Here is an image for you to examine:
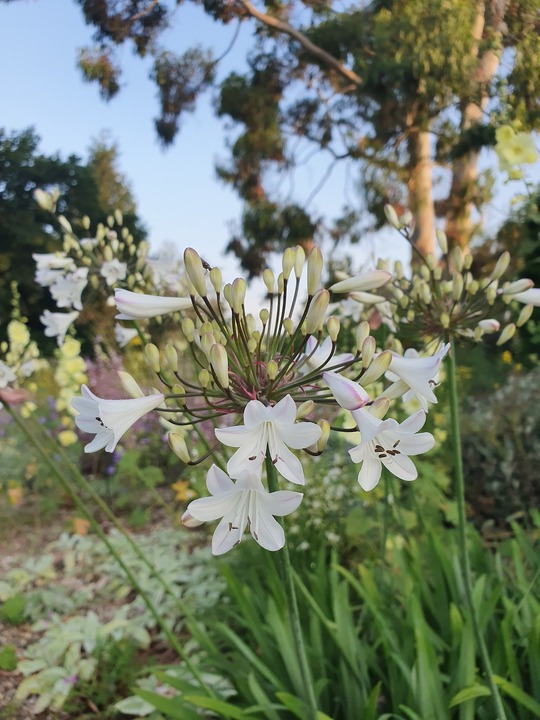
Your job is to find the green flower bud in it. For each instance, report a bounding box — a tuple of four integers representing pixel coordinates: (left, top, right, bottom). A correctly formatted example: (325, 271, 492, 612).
(305, 289, 329, 333)
(210, 267, 222, 293)
(297, 400, 315, 419)
(517, 304, 533, 327)
(496, 323, 516, 346)
(184, 248, 207, 296)
(360, 350, 392, 386)
(491, 251, 510, 281)
(294, 246, 305, 278)
(145, 343, 161, 373)
(307, 247, 323, 296)
(263, 269, 275, 294)
(282, 248, 295, 280)
(210, 343, 229, 388)
(164, 344, 178, 372)
(198, 369, 211, 388)
(327, 316, 340, 342)
(267, 360, 278, 380)
(436, 228, 448, 254)
(168, 433, 190, 463)
(361, 336, 376, 368)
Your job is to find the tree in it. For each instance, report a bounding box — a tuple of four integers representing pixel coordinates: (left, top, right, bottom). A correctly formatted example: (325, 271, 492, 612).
(7, 0, 540, 272)
(0, 127, 146, 338)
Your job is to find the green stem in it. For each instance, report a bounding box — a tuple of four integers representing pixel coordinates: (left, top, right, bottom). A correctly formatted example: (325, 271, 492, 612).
(5, 404, 215, 697)
(446, 342, 507, 720)
(265, 454, 318, 720)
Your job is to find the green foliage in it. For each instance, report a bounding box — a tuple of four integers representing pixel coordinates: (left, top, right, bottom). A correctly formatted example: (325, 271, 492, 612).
(0, 592, 27, 625)
(138, 516, 539, 720)
(461, 367, 540, 528)
(0, 644, 18, 671)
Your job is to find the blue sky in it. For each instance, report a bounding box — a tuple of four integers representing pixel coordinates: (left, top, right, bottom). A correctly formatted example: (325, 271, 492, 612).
(1, 0, 538, 281)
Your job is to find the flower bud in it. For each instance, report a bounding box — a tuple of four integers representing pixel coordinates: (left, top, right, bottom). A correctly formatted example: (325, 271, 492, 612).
(267, 360, 278, 380)
(107, 215, 114, 228)
(184, 248, 207, 296)
(436, 228, 448, 254)
(210, 267, 222, 293)
(247, 337, 258, 353)
(277, 272, 284, 295)
(491, 252, 510, 280)
(361, 336, 376, 368)
(502, 278, 534, 296)
(181, 510, 203, 528)
(34, 188, 55, 211)
(103, 245, 113, 262)
(486, 287, 497, 305)
(168, 433, 190, 463)
(210, 343, 229, 388)
(360, 350, 392, 386)
(223, 283, 233, 307)
(305, 289, 329, 334)
(296, 400, 315, 419)
(117, 371, 144, 398)
(394, 260, 404, 279)
(315, 419, 330, 453)
(463, 254, 473, 270)
(259, 308, 269, 325)
(517, 304, 534, 327)
(263, 269, 275, 294)
(451, 247, 463, 272)
(283, 318, 294, 336)
(426, 253, 436, 270)
(145, 343, 161, 373)
(327, 316, 340, 342)
(172, 383, 185, 398)
(440, 312, 450, 329)
(307, 247, 323, 296)
(478, 319, 500, 333)
(294, 246, 305, 278)
(355, 322, 370, 352)
(58, 215, 73, 234)
(496, 323, 516, 346)
(369, 396, 390, 419)
(282, 248, 295, 280)
(114, 208, 123, 226)
(182, 318, 195, 343)
(198, 369, 211, 388)
(384, 204, 401, 229)
(452, 273, 463, 301)
(400, 210, 413, 227)
(164, 344, 179, 372)
(231, 278, 247, 313)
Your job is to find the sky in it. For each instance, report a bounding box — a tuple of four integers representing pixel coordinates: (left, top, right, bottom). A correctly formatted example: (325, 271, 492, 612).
(1, 0, 538, 286)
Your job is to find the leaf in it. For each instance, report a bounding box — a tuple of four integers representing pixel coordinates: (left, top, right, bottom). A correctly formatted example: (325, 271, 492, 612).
(0, 645, 17, 671)
(115, 694, 157, 716)
(135, 690, 201, 720)
(494, 676, 540, 717)
(183, 694, 247, 718)
(449, 684, 491, 707)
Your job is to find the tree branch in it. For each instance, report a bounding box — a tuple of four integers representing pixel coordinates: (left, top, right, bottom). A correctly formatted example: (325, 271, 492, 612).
(237, 0, 362, 87)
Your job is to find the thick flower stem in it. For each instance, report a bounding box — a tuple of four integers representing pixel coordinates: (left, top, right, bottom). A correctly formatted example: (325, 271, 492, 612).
(5, 403, 216, 699)
(265, 454, 318, 720)
(446, 343, 507, 720)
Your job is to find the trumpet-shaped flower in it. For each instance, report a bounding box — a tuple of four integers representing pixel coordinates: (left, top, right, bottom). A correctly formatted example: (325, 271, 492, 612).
(215, 395, 322, 484)
(322, 371, 370, 410)
(100, 259, 127, 286)
(298, 336, 355, 376)
(507, 288, 540, 307)
(115, 289, 193, 320)
(384, 344, 450, 410)
(115, 325, 139, 348)
(0, 361, 16, 389)
(40, 310, 79, 346)
(50, 269, 89, 310)
(186, 465, 303, 554)
(72, 385, 164, 453)
(348, 409, 435, 490)
(330, 270, 392, 294)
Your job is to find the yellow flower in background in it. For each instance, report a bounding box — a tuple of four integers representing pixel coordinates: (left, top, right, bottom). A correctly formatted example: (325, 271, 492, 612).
(72, 517, 90, 536)
(7, 486, 24, 506)
(62, 338, 82, 359)
(8, 320, 30, 348)
(58, 429, 78, 447)
(495, 125, 538, 173)
(501, 350, 513, 364)
(172, 480, 196, 502)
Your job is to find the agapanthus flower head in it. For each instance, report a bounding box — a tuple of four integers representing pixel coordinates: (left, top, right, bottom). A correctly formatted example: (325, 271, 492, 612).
(185, 465, 303, 555)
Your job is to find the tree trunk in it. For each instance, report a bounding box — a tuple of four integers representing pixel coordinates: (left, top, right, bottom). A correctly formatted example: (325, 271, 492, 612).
(445, 1, 506, 250)
(407, 128, 435, 259)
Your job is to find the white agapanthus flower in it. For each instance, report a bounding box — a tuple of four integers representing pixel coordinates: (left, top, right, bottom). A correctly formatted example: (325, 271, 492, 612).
(298, 336, 355, 376)
(185, 465, 303, 555)
(71, 385, 164, 453)
(40, 310, 79, 346)
(50, 268, 89, 310)
(384, 344, 450, 410)
(215, 395, 322, 485)
(508, 288, 540, 306)
(0, 361, 16, 389)
(114, 325, 139, 348)
(100, 259, 128, 286)
(348, 409, 435, 490)
(115, 289, 193, 320)
(322, 370, 434, 490)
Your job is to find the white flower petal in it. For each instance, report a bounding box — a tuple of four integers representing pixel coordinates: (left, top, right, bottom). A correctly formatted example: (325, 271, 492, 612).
(263, 490, 303, 517)
(323, 371, 370, 410)
(206, 464, 236, 495)
(250, 508, 285, 551)
(269, 395, 297, 425)
(212, 517, 244, 555)
(188, 492, 239, 522)
(115, 289, 192, 320)
(357, 455, 382, 491)
(381, 453, 418, 481)
(275, 421, 322, 450)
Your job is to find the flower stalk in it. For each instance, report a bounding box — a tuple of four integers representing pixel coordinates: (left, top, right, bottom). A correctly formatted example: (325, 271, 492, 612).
(446, 342, 508, 720)
(265, 452, 318, 720)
